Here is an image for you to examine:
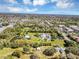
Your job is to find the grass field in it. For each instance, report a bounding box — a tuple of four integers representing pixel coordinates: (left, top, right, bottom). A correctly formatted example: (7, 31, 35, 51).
(0, 48, 23, 59)
(0, 48, 14, 59)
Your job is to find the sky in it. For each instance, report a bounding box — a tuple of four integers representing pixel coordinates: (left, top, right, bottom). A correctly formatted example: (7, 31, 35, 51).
(0, 0, 79, 15)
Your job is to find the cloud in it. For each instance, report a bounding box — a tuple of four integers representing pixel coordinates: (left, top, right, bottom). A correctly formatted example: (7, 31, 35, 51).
(51, 0, 58, 2)
(0, 5, 38, 13)
(7, 7, 38, 13)
(5, 0, 17, 3)
(7, 7, 21, 12)
(33, 0, 47, 6)
(23, 0, 32, 5)
(55, 0, 74, 9)
(25, 8, 38, 12)
(56, 0, 74, 8)
(23, 0, 49, 6)
(23, 0, 73, 8)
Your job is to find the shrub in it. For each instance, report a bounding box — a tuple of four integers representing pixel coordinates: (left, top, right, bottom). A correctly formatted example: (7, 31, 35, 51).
(66, 53, 76, 59)
(30, 54, 40, 59)
(2, 22, 9, 26)
(23, 46, 30, 53)
(31, 43, 40, 48)
(65, 47, 79, 56)
(0, 44, 4, 50)
(43, 47, 56, 56)
(10, 42, 19, 49)
(76, 49, 79, 56)
(64, 41, 77, 47)
(69, 47, 78, 55)
(12, 50, 21, 58)
(65, 48, 71, 54)
(40, 42, 51, 46)
(16, 40, 27, 47)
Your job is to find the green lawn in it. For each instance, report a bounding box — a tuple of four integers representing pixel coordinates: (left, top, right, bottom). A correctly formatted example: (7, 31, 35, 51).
(51, 39, 65, 47)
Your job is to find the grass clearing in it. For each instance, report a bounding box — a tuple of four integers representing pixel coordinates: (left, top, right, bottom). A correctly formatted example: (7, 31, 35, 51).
(0, 48, 14, 59)
(0, 48, 23, 59)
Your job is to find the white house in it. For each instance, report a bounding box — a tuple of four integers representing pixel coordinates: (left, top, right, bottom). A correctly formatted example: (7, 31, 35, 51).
(40, 33, 51, 40)
(25, 35, 30, 39)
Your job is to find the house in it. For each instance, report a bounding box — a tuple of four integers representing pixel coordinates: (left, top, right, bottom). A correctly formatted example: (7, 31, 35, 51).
(0, 23, 2, 27)
(58, 25, 74, 33)
(70, 25, 79, 32)
(40, 33, 51, 40)
(55, 47, 65, 53)
(25, 35, 31, 39)
(75, 37, 79, 42)
(59, 25, 65, 28)
(63, 27, 74, 33)
(36, 47, 41, 51)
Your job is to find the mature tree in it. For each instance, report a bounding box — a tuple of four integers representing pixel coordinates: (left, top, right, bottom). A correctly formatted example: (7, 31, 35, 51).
(43, 47, 56, 56)
(30, 54, 40, 59)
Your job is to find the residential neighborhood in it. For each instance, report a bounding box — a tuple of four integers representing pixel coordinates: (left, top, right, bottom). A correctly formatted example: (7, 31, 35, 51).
(0, 14, 79, 59)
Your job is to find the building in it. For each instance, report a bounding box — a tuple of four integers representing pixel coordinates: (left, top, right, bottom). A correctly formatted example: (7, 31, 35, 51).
(75, 37, 79, 42)
(25, 35, 31, 39)
(0, 23, 2, 27)
(59, 25, 74, 33)
(40, 33, 51, 40)
(70, 25, 79, 32)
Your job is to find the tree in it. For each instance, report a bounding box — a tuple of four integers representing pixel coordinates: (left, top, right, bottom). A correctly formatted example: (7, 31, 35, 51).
(2, 22, 9, 26)
(30, 54, 40, 59)
(12, 50, 21, 58)
(0, 44, 4, 50)
(23, 46, 30, 54)
(43, 47, 56, 56)
(10, 42, 19, 48)
(65, 47, 79, 56)
(66, 53, 76, 59)
(31, 43, 40, 48)
(51, 32, 58, 39)
(64, 40, 77, 47)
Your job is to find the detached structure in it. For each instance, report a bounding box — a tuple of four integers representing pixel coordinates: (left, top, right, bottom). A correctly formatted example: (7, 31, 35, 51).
(70, 25, 79, 32)
(0, 23, 2, 27)
(75, 37, 79, 42)
(25, 35, 31, 39)
(59, 25, 74, 33)
(40, 33, 51, 40)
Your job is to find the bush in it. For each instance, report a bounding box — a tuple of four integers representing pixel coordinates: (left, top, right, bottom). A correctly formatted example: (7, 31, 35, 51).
(65, 47, 79, 56)
(2, 22, 9, 26)
(65, 48, 71, 54)
(66, 53, 76, 59)
(0, 44, 4, 50)
(76, 49, 79, 56)
(3, 42, 11, 48)
(10, 42, 19, 49)
(43, 47, 56, 56)
(40, 42, 51, 46)
(23, 46, 30, 53)
(30, 54, 40, 59)
(12, 50, 21, 58)
(16, 40, 27, 47)
(64, 41, 77, 47)
(31, 43, 40, 48)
